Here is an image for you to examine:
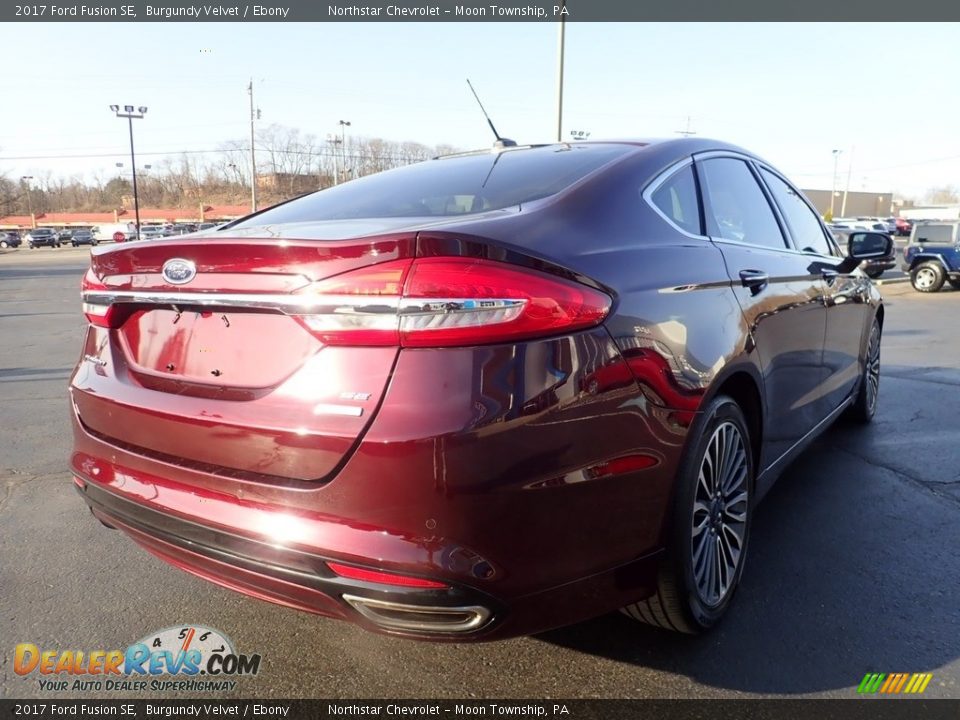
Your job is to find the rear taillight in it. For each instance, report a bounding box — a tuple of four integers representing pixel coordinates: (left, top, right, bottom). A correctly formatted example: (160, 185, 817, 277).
(295, 257, 611, 348)
(326, 561, 449, 589)
(81, 268, 117, 328)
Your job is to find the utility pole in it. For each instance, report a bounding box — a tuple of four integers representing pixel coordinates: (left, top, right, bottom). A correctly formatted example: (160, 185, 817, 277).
(675, 116, 696, 137)
(841, 146, 854, 217)
(248, 80, 259, 213)
(555, 2, 566, 143)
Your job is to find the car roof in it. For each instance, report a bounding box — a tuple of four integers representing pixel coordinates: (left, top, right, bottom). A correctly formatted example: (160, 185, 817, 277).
(434, 137, 761, 163)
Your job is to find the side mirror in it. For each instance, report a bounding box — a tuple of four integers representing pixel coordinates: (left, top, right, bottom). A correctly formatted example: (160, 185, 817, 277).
(848, 232, 892, 260)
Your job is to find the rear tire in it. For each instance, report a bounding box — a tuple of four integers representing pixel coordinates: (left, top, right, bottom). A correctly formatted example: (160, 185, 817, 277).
(948, 279, 960, 290)
(621, 396, 753, 633)
(847, 318, 881, 423)
(865, 268, 884, 279)
(911, 262, 945, 293)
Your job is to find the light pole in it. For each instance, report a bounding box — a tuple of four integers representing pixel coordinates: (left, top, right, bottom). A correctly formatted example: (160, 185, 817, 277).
(841, 146, 854, 217)
(327, 135, 343, 186)
(830, 149, 842, 217)
(338, 120, 351, 183)
(555, 1, 566, 142)
(20, 176, 34, 225)
(248, 80, 260, 212)
(109, 104, 147, 235)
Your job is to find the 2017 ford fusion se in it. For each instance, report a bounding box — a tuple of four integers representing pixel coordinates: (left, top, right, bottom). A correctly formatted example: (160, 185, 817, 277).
(70, 139, 891, 639)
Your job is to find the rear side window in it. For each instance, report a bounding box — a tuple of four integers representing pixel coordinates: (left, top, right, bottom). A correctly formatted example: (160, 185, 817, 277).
(650, 164, 701, 235)
(914, 224, 955, 243)
(229, 144, 635, 227)
(760, 168, 835, 256)
(698, 158, 786, 250)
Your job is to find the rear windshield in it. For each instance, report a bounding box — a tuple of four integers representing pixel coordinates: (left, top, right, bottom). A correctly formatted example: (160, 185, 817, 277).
(229, 143, 635, 227)
(914, 224, 955, 243)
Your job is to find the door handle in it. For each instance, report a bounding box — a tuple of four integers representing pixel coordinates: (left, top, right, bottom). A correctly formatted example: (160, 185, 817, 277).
(739, 269, 769, 294)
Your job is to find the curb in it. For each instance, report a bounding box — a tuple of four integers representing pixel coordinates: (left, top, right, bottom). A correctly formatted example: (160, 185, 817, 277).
(875, 277, 909, 286)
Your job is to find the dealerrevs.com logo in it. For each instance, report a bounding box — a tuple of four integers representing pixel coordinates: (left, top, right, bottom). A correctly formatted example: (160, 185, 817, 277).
(14, 625, 262, 693)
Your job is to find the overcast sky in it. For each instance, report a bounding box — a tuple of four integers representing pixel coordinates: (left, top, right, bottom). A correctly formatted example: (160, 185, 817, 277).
(2, 22, 957, 199)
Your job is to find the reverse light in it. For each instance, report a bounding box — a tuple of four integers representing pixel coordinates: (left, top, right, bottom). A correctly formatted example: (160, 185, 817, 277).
(296, 257, 611, 348)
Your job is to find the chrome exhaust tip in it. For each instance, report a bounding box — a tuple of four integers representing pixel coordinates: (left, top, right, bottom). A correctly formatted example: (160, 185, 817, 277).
(342, 594, 492, 634)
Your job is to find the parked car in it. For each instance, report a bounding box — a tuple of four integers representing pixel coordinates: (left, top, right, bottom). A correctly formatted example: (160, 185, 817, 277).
(889, 217, 912, 237)
(92, 223, 139, 243)
(70, 230, 97, 247)
(854, 217, 895, 234)
(843, 218, 888, 232)
(71, 139, 889, 640)
(830, 227, 896, 278)
(0, 231, 22, 248)
(138, 226, 167, 240)
(902, 221, 960, 292)
(25, 228, 61, 248)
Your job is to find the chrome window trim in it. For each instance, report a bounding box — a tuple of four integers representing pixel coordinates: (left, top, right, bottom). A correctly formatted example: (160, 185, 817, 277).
(753, 163, 843, 259)
(641, 157, 710, 241)
(694, 151, 812, 254)
(708, 234, 842, 261)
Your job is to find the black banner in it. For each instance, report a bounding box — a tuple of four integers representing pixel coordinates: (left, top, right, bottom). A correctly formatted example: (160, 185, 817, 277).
(2, 0, 960, 22)
(2, 700, 960, 720)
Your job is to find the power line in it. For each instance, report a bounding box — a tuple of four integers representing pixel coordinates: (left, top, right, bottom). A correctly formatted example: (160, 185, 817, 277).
(0, 147, 446, 163)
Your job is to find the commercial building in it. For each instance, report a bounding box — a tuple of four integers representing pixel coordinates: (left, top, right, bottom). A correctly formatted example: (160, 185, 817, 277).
(0, 204, 249, 231)
(801, 189, 895, 219)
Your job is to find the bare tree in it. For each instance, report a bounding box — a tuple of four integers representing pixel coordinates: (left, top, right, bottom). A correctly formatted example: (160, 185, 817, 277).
(0, 127, 461, 218)
(925, 185, 959, 204)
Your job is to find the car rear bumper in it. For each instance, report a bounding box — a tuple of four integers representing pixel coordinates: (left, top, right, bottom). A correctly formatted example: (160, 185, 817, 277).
(74, 473, 508, 638)
(70, 326, 688, 639)
(71, 447, 664, 641)
(865, 258, 897, 272)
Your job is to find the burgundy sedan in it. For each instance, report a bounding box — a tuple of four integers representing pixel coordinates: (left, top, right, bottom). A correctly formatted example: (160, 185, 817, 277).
(71, 139, 890, 639)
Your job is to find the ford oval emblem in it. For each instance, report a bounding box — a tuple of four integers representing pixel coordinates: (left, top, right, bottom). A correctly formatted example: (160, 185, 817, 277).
(162, 258, 197, 285)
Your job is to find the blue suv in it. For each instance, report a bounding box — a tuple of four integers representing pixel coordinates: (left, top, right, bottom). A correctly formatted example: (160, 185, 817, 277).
(902, 221, 960, 292)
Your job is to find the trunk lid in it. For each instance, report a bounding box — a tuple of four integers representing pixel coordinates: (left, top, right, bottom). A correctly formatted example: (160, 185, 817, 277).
(72, 234, 416, 483)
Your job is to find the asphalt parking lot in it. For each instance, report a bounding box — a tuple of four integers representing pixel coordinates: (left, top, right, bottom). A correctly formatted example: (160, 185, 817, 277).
(1, 244, 958, 700)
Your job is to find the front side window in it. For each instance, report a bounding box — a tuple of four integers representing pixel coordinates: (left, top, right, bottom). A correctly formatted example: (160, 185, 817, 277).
(760, 168, 834, 256)
(650, 164, 701, 235)
(697, 158, 786, 250)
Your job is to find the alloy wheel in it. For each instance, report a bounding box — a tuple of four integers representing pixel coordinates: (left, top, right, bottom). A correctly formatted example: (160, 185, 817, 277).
(692, 422, 749, 607)
(865, 324, 881, 414)
(915, 267, 937, 290)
